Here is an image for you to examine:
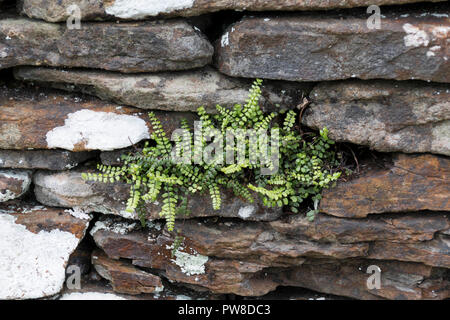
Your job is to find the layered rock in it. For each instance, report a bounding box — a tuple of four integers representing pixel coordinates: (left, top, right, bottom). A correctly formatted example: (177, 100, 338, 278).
(19, 0, 445, 22)
(33, 169, 283, 221)
(177, 219, 368, 265)
(320, 154, 450, 218)
(178, 216, 449, 268)
(91, 216, 449, 298)
(277, 259, 449, 300)
(0, 201, 91, 299)
(303, 80, 450, 155)
(90, 217, 278, 296)
(0, 150, 95, 170)
(92, 250, 164, 295)
(0, 86, 192, 151)
(0, 17, 213, 72)
(216, 11, 450, 83)
(14, 66, 311, 113)
(0, 169, 32, 202)
(269, 212, 449, 244)
(369, 235, 450, 268)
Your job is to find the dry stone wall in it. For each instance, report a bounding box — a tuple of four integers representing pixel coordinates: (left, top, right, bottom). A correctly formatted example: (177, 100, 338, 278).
(0, 0, 449, 300)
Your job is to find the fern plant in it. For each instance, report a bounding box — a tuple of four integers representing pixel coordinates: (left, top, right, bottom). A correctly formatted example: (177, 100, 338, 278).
(82, 79, 341, 233)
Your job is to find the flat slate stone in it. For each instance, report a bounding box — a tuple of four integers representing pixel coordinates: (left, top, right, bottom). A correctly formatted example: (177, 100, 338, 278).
(0, 150, 95, 170)
(178, 216, 450, 268)
(0, 17, 213, 73)
(18, 0, 445, 22)
(369, 235, 450, 268)
(320, 154, 450, 218)
(303, 80, 450, 155)
(0, 86, 193, 151)
(278, 259, 449, 300)
(14, 66, 311, 113)
(92, 249, 163, 295)
(269, 212, 450, 244)
(216, 10, 450, 83)
(91, 216, 450, 298)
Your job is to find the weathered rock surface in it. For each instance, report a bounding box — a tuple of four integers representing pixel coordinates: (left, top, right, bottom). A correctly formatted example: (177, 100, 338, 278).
(33, 169, 283, 221)
(0, 17, 213, 73)
(0, 169, 32, 202)
(270, 212, 449, 244)
(0, 201, 91, 299)
(91, 216, 450, 298)
(369, 235, 450, 268)
(179, 220, 369, 266)
(90, 217, 278, 296)
(179, 216, 450, 268)
(14, 66, 310, 113)
(216, 11, 450, 83)
(18, 0, 445, 22)
(277, 259, 450, 300)
(0, 150, 95, 170)
(320, 154, 450, 218)
(303, 80, 450, 155)
(163, 259, 278, 296)
(92, 250, 163, 295)
(0, 86, 192, 151)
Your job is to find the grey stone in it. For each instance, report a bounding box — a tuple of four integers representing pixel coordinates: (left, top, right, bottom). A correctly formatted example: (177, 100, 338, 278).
(0, 85, 193, 151)
(14, 66, 311, 113)
(0, 17, 213, 73)
(216, 11, 450, 83)
(0, 150, 95, 170)
(303, 80, 450, 155)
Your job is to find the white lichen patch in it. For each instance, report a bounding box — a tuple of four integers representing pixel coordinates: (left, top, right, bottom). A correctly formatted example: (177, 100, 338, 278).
(221, 32, 229, 47)
(403, 23, 429, 48)
(0, 189, 16, 202)
(426, 45, 441, 57)
(0, 214, 81, 300)
(46, 110, 150, 151)
(171, 250, 208, 276)
(154, 286, 164, 293)
(90, 219, 137, 236)
(21, 205, 46, 214)
(147, 220, 162, 231)
(118, 209, 138, 220)
(59, 292, 126, 300)
(238, 205, 256, 219)
(64, 207, 91, 221)
(431, 26, 450, 39)
(105, 0, 195, 19)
